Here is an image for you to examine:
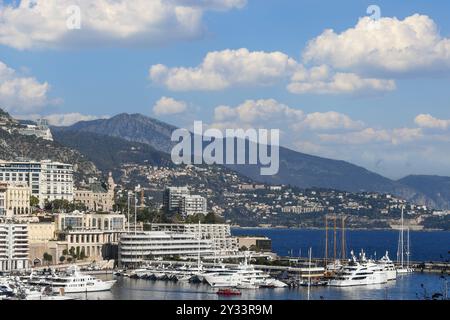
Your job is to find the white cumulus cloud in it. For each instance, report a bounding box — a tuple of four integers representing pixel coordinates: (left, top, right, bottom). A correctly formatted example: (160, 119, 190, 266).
(298, 111, 364, 131)
(211, 99, 364, 135)
(288, 67, 396, 94)
(150, 48, 396, 94)
(213, 99, 303, 124)
(153, 96, 187, 115)
(303, 14, 450, 75)
(149, 48, 299, 91)
(0, 0, 246, 50)
(0, 61, 52, 113)
(319, 127, 423, 145)
(24, 113, 109, 126)
(414, 114, 450, 130)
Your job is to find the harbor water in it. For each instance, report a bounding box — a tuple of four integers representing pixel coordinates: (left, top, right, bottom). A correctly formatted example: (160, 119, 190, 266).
(231, 228, 450, 262)
(72, 229, 449, 300)
(71, 272, 446, 300)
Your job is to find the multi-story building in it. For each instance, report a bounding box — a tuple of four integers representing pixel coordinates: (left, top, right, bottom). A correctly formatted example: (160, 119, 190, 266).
(74, 173, 116, 212)
(16, 119, 53, 141)
(163, 186, 189, 212)
(0, 160, 74, 207)
(236, 236, 272, 252)
(0, 184, 5, 217)
(180, 195, 207, 216)
(118, 231, 214, 267)
(0, 182, 31, 217)
(0, 222, 29, 271)
(27, 222, 56, 266)
(148, 223, 238, 255)
(54, 212, 127, 259)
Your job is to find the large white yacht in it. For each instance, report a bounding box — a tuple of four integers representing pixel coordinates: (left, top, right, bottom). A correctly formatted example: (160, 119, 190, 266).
(377, 251, 397, 281)
(49, 266, 116, 294)
(203, 258, 287, 288)
(328, 251, 388, 287)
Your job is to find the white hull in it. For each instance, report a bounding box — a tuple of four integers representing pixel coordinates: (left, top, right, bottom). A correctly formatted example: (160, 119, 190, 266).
(396, 268, 413, 274)
(203, 275, 239, 287)
(385, 270, 397, 281)
(329, 273, 387, 287)
(53, 280, 116, 294)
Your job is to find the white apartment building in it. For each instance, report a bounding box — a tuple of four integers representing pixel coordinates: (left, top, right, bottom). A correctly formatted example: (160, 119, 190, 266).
(0, 182, 31, 217)
(0, 222, 29, 271)
(163, 186, 190, 212)
(0, 186, 5, 217)
(118, 231, 214, 267)
(0, 160, 74, 207)
(148, 223, 238, 255)
(180, 195, 207, 216)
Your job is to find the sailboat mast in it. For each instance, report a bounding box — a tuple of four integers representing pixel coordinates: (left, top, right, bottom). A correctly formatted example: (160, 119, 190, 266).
(401, 207, 404, 267)
(325, 216, 328, 267)
(333, 216, 337, 265)
(127, 193, 130, 232)
(197, 220, 201, 271)
(407, 227, 410, 268)
(134, 191, 137, 235)
(307, 247, 312, 301)
(341, 216, 346, 260)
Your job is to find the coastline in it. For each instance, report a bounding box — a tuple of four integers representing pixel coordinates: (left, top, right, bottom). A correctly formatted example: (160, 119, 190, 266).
(231, 226, 448, 232)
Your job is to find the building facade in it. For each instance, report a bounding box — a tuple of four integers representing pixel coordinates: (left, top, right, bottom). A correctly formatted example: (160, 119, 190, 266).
(148, 223, 238, 255)
(16, 119, 53, 141)
(0, 182, 31, 217)
(0, 222, 29, 271)
(118, 231, 214, 267)
(237, 236, 272, 252)
(163, 186, 190, 212)
(54, 212, 127, 260)
(180, 195, 207, 216)
(74, 173, 116, 212)
(0, 160, 73, 207)
(0, 184, 5, 217)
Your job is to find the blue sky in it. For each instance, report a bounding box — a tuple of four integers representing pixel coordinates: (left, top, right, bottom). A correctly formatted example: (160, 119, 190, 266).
(1, 0, 450, 179)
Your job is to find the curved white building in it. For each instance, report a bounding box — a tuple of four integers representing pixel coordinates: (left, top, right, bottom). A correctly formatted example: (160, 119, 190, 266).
(118, 231, 214, 267)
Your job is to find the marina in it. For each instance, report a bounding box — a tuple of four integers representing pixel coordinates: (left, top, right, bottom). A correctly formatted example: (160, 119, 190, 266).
(1, 228, 448, 300)
(55, 272, 448, 300)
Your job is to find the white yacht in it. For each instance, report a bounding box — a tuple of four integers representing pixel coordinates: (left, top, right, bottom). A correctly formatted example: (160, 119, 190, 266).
(377, 251, 397, 281)
(49, 266, 116, 294)
(328, 251, 388, 287)
(325, 260, 343, 273)
(203, 258, 287, 288)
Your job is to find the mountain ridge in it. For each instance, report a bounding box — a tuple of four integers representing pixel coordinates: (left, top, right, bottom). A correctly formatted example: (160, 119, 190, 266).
(53, 112, 450, 209)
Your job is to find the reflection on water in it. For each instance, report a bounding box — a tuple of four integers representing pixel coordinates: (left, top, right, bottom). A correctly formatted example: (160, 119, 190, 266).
(66, 273, 448, 300)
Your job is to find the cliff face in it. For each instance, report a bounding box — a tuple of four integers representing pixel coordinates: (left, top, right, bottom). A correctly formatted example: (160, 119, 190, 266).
(398, 175, 450, 209)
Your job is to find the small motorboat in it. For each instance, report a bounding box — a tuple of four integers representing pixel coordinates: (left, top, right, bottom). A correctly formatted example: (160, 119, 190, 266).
(216, 288, 242, 296)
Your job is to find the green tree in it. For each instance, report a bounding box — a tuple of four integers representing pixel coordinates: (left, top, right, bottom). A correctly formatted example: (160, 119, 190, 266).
(30, 196, 39, 208)
(43, 252, 53, 265)
(62, 249, 69, 256)
(59, 256, 66, 263)
(204, 212, 224, 224)
(69, 246, 76, 258)
(185, 213, 205, 224)
(79, 248, 87, 260)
